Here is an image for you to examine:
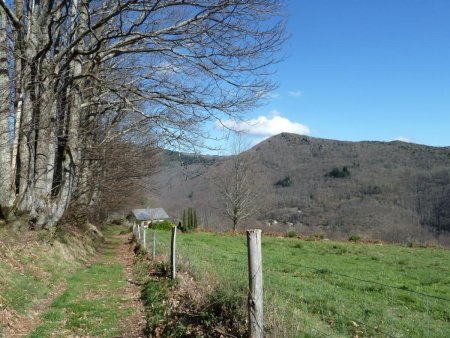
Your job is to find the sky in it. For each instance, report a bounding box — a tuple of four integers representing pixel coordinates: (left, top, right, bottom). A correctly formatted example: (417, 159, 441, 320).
(214, 0, 450, 152)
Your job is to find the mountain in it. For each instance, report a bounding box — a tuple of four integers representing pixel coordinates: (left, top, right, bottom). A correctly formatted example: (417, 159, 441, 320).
(152, 133, 450, 244)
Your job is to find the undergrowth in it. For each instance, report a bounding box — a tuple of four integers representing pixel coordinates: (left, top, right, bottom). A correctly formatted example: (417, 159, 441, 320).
(134, 233, 247, 337)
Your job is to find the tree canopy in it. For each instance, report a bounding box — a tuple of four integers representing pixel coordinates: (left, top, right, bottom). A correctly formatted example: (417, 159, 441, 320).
(0, 0, 285, 226)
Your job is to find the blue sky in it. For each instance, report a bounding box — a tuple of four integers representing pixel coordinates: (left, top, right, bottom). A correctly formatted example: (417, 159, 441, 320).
(215, 0, 450, 151)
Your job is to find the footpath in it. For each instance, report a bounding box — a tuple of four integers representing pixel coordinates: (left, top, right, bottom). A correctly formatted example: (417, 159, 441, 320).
(7, 228, 146, 338)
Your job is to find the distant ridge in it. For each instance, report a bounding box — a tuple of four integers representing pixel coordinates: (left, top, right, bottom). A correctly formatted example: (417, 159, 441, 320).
(153, 133, 450, 244)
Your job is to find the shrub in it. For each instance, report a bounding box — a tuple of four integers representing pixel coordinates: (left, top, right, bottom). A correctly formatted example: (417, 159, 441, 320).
(141, 279, 167, 336)
(286, 230, 297, 238)
(274, 176, 293, 187)
(152, 220, 174, 231)
(201, 287, 246, 335)
(348, 235, 361, 242)
(326, 166, 351, 178)
(154, 261, 170, 276)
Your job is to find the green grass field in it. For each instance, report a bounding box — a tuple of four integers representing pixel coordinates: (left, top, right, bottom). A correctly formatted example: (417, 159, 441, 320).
(149, 229, 450, 337)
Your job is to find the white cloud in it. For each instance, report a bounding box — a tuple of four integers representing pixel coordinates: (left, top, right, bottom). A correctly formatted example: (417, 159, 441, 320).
(394, 136, 411, 143)
(288, 90, 303, 97)
(220, 113, 310, 138)
(268, 92, 281, 99)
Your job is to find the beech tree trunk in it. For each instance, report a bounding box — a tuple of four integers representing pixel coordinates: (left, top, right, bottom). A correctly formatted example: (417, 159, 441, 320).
(0, 8, 11, 209)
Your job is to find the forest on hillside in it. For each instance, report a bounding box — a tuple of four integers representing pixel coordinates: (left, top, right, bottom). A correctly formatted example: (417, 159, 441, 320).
(155, 133, 450, 245)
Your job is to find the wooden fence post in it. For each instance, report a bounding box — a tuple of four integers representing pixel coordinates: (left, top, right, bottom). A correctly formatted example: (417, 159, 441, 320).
(143, 228, 146, 249)
(152, 231, 156, 260)
(247, 229, 263, 338)
(171, 226, 177, 279)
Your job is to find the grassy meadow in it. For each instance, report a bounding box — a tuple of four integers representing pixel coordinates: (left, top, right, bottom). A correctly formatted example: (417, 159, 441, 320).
(150, 229, 450, 337)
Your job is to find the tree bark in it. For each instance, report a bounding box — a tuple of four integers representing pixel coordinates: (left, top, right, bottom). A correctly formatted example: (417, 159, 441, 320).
(0, 8, 11, 209)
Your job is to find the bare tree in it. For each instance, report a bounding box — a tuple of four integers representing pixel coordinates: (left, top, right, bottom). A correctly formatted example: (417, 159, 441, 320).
(0, 0, 285, 227)
(215, 132, 259, 232)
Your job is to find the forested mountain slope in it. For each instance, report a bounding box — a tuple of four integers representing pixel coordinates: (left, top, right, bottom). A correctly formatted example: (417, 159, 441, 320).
(153, 133, 450, 243)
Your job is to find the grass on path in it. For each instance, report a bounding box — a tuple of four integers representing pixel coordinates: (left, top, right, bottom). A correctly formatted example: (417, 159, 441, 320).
(29, 226, 134, 338)
(0, 224, 99, 336)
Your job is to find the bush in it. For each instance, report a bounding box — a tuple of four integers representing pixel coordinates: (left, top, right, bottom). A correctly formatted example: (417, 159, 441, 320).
(201, 287, 246, 335)
(275, 176, 293, 187)
(286, 230, 297, 238)
(348, 235, 361, 242)
(152, 220, 174, 231)
(141, 279, 168, 336)
(326, 166, 351, 178)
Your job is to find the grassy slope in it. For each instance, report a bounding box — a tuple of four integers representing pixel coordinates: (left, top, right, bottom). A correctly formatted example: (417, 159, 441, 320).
(153, 229, 450, 337)
(29, 226, 133, 337)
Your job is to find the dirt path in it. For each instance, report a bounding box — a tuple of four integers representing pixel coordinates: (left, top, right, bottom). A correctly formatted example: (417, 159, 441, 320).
(116, 234, 147, 338)
(4, 229, 148, 338)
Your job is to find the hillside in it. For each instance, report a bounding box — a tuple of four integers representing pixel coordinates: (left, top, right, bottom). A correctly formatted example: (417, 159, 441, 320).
(152, 133, 450, 243)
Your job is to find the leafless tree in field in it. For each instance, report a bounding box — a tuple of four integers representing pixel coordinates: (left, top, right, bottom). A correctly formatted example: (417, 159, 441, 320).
(215, 132, 260, 232)
(0, 0, 285, 227)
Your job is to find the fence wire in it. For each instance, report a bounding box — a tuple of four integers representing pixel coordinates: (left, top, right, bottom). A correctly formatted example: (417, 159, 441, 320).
(278, 260, 450, 303)
(131, 227, 450, 337)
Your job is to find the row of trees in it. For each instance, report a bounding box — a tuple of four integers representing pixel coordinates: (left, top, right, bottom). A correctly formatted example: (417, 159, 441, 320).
(181, 207, 198, 232)
(0, 0, 284, 227)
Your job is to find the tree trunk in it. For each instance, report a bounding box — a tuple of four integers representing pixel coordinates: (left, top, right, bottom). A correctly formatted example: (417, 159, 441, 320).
(0, 9, 11, 210)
